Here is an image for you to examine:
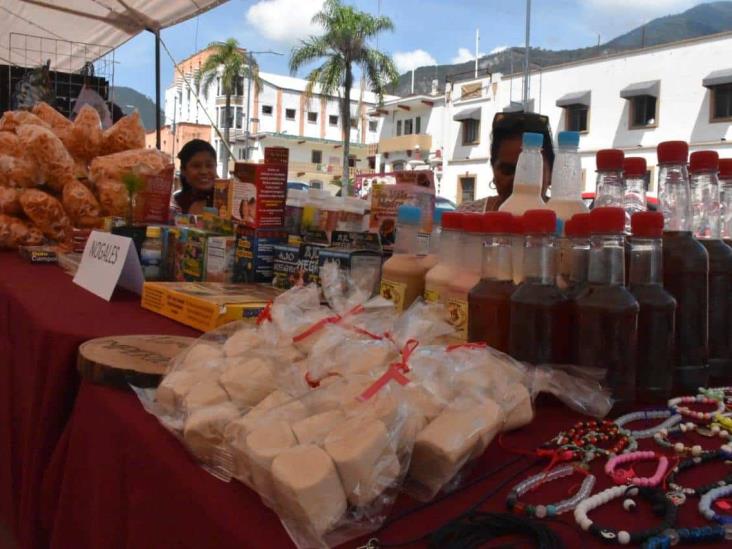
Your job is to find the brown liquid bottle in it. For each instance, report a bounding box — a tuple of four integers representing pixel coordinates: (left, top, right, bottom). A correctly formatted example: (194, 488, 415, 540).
(721, 160, 732, 362)
(657, 141, 710, 392)
(468, 212, 516, 352)
(629, 212, 676, 403)
(509, 210, 571, 364)
(561, 213, 591, 364)
(575, 208, 639, 407)
(689, 151, 732, 383)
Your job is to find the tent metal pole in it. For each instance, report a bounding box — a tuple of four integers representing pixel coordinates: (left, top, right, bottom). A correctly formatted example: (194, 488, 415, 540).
(155, 29, 161, 150)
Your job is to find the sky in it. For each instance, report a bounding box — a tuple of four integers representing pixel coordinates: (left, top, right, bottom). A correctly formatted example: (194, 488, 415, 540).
(111, 0, 717, 102)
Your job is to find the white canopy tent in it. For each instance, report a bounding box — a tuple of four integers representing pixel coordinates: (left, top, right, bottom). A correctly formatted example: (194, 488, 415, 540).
(1, 0, 230, 145)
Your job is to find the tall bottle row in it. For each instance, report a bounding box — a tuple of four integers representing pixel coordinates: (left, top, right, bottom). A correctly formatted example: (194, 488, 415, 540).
(379, 134, 732, 407)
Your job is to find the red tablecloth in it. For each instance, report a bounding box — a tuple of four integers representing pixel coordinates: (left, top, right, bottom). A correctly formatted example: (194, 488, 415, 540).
(0, 252, 196, 549)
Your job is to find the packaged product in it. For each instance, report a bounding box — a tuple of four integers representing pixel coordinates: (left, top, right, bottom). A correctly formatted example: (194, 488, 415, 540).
(0, 187, 21, 215)
(19, 189, 71, 242)
(0, 155, 42, 188)
(62, 180, 101, 226)
(16, 124, 75, 192)
(90, 148, 169, 183)
(0, 214, 44, 248)
(102, 111, 145, 154)
(31, 102, 72, 137)
(0, 132, 21, 157)
(63, 104, 103, 161)
(0, 110, 50, 132)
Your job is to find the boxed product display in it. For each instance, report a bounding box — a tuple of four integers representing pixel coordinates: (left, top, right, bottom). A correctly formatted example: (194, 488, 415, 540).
(272, 241, 328, 290)
(140, 281, 282, 331)
(233, 225, 288, 283)
(219, 162, 287, 228)
(205, 236, 236, 283)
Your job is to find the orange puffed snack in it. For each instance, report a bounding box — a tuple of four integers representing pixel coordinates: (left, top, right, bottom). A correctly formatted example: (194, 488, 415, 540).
(95, 180, 128, 217)
(0, 187, 21, 215)
(89, 148, 169, 184)
(0, 132, 21, 157)
(32, 102, 72, 138)
(16, 124, 76, 192)
(102, 111, 145, 154)
(0, 110, 51, 132)
(19, 189, 71, 242)
(0, 155, 42, 188)
(64, 105, 103, 161)
(0, 214, 44, 248)
(62, 180, 101, 226)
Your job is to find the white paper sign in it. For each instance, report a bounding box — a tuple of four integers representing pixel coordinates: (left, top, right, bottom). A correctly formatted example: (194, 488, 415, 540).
(73, 231, 144, 301)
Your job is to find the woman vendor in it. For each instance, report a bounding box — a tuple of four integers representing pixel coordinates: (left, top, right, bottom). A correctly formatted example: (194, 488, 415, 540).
(172, 139, 217, 214)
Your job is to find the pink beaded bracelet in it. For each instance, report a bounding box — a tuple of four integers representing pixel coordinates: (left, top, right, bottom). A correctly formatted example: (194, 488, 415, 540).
(604, 450, 670, 487)
(668, 395, 725, 422)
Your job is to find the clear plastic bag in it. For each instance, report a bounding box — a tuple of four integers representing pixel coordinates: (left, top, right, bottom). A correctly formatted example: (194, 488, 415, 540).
(101, 111, 145, 154)
(63, 104, 103, 162)
(18, 189, 71, 242)
(16, 124, 75, 192)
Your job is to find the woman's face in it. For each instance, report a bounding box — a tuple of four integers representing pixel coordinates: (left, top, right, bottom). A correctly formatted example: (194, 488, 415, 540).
(182, 151, 216, 192)
(491, 135, 552, 201)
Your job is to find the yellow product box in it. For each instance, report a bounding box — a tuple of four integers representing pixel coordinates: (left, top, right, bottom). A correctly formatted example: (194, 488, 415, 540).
(141, 281, 282, 332)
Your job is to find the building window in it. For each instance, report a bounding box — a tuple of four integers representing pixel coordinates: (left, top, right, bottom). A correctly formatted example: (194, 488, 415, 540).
(711, 84, 732, 121)
(239, 147, 246, 160)
(219, 107, 229, 127)
(404, 119, 413, 135)
(396, 120, 402, 136)
(459, 176, 476, 204)
(262, 105, 273, 116)
(392, 160, 406, 171)
(462, 119, 480, 145)
(565, 105, 588, 132)
(285, 108, 296, 121)
(308, 111, 318, 123)
(368, 120, 378, 132)
(368, 156, 376, 170)
(350, 117, 359, 129)
(348, 155, 356, 168)
(235, 107, 243, 129)
(415, 116, 421, 134)
(216, 77, 221, 96)
(630, 95, 657, 128)
(329, 114, 339, 126)
(235, 76, 244, 96)
(311, 150, 323, 164)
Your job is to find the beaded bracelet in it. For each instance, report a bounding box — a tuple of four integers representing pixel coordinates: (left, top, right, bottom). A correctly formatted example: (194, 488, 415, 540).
(699, 386, 732, 402)
(665, 449, 732, 506)
(574, 486, 677, 545)
(653, 422, 722, 457)
(713, 414, 732, 435)
(643, 525, 732, 548)
(668, 395, 725, 422)
(551, 420, 636, 460)
(605, 450, 669, 487)
(699, 484, 732, 524)
(506, 464, 596, 518)
(614, 409, 682, 439)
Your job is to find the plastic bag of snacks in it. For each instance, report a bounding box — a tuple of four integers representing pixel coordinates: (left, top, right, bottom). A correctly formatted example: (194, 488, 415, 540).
(19, 189, 71, 242)
(0, 155, 42, 188)
(16, 124, 75, 192)
(0, 132, 21, 156)
(94, 181, 128, 217)
(89, 148, 169, 185)
(0, 214, 43, 248)
(62, 180, 101, 227)
(101, 111, 145, 155)
(0, 188, 21, 215)
(0, 110, 50, 132)
(63, 104, 103, 162)
(31, 101, 72, 138)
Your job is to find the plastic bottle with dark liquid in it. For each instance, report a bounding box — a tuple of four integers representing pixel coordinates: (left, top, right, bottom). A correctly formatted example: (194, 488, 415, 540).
(509, 210, 571, 364)
(690, 150, 732, 383)
(560, 213, 591, 364)
(628, 212, 676, 403)
(623, 157, 648, 285)
(657, 141, 710, 392)
(468, 212, 516, 351)
(575, 208, 639, 406)
(721, 160, 732, 362)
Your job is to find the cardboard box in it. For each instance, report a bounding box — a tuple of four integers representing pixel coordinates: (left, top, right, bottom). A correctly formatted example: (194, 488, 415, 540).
(141, 281, 281, 332)
(179, 227, 210, 282)
(233, 226, 288, 283)
(205, 236, 236, 283)
(272, 244, 301, 289)
(318, 248, 383, 296)
(230, 162, 288, 228)
(132, 164, 175, 224)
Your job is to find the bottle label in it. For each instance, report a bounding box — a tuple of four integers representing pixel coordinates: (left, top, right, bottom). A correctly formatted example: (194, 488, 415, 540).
(424, 288, 440, 303)
(416, 232, 430, 256)
(446, 298, 469, 340)
(380, 279, 407, 312)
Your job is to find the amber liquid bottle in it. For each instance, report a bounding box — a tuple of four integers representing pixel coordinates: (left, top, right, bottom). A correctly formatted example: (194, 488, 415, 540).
(657, 141, 710, 392)
(628, 212, 676, 403)
(560, 213, 590, 365)
(722, 163, 732, 369)
(509, 210, 571, 364)
(468, 212, 516, 352)
(575, 208, 639, 407)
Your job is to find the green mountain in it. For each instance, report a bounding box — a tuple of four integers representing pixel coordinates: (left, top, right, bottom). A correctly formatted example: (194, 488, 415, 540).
(110, 86, 162, 130)
(392, 1, 732, 97)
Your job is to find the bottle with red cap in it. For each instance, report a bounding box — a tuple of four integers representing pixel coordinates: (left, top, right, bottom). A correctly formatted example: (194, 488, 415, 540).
(468, 212, 516, 351)
(721, 158, 732, 244)
(623, 157, 648, 233)
(575, 207, 639, 406)
(424, 211, 462, 304)
(445, 213, 485, 340)
(629, 211, 676, 403)
(509, 209, 571, 364)
(657, 140, 709, 391)
(594, 149, 625, 209)
(557, 213, 590, 295)
(689, 150, 732, 382)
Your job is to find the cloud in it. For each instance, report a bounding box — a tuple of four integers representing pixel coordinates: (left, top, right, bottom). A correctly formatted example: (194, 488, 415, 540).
(393, 49, 437, 72)
(490, 45, 508, 54)
(451, 47, 476, 64)
(246, 0, 324, 44)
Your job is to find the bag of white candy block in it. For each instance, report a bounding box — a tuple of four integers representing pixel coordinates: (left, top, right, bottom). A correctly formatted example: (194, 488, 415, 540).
(226, 375, 416, 548)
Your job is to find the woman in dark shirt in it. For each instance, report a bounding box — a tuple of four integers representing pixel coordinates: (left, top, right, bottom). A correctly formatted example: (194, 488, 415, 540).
(173, 139, 217, 214)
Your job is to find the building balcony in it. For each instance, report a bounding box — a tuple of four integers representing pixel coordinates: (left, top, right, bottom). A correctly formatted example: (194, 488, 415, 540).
(289, 161, 372, 179)
(377, 133, 432, 154)
(215, 95, 245, 106)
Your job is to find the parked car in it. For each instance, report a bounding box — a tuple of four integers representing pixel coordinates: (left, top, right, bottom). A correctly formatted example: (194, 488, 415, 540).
(287, 181, 309, 192)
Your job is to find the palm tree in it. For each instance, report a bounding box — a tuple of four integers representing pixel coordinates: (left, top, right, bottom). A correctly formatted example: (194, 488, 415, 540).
(196, 39, 261, 175)
(289, 0, 398, 196)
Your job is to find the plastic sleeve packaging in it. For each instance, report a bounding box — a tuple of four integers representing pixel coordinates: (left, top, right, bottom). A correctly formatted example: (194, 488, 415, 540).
(0, 110, 51, 132)
(0, 131, 21, 157)
(63, 104, 103, 162)
(0, 214, 43, 248)
(18, 189, 71, 242)
(16, 124, 76, 192)
(31, 101, 73, 137)
(102, 111, 146, 155)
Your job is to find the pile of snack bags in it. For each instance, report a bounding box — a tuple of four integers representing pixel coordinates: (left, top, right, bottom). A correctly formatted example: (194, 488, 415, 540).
(0, 102, 170, 248)
(138, 261, 612, 548)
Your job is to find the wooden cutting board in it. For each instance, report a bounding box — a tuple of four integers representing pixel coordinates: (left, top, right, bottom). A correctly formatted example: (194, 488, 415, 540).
(78, 334, 196, 390)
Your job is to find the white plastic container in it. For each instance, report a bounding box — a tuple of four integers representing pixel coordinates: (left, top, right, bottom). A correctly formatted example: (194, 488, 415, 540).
(547, 131, 588, 233)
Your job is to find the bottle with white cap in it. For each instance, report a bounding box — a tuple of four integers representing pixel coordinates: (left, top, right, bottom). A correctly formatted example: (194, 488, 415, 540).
(499, 132, 549, 215)
(547, 130, 588, 231)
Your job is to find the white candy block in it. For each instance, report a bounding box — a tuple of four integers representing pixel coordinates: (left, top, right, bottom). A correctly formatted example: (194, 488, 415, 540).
(182, 344, 223, 370)
(219, 357, 276, 407)
(271, 445, 347, 538)
(183, 379, 230, 412)
(292, 410, 345, 445)
(307, 378, 371, 415)
(409, 397, 503, 497)
(342, 391, 400, 427)
(155, 368, 212, 414)
(245, 420, 297, 503)
(183, 402, 240, 462)
(325, 417, 400, 506)
(223, 329, 261, 357)
(502, 382, 534, 431)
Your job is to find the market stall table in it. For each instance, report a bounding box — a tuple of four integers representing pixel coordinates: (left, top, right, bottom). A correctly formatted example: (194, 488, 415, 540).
(0, 252, 196, 549)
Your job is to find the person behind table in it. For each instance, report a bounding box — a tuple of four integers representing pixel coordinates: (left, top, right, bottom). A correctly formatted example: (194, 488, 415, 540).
(458, 111, 555, 212)
(173, 139, 217, 214)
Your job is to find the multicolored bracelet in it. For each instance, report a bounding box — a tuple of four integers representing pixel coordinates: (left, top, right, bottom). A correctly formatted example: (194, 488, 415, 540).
(643, 525, 732, 548)
(665, 449, 732, 505)
(652, 422, 722, 457)
(713, 414, 732, 436)
(551, 419, 636, 460)
(605, 451, 669, 487)
(699, 386, 732, 402)
(668, 395, 725, 422)
(574, 486, 677, 545)
(614, 409, 682, 439)
(506, 464, 596, 518)
(699, 484, 732, 524)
